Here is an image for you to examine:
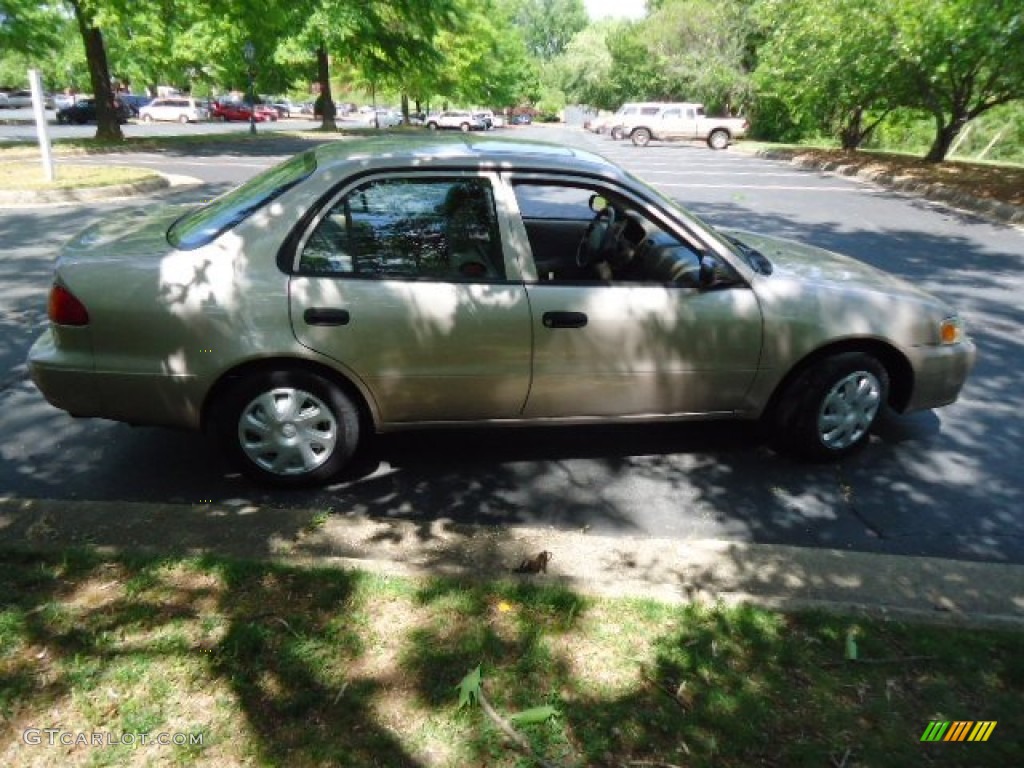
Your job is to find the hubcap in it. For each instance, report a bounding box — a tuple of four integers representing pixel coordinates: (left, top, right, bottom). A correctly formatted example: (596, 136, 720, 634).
(817, 371, 881, 450)
(238, 388, 338, 476)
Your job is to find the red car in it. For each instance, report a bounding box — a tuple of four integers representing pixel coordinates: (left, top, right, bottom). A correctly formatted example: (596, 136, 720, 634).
(211, 100, 278, 122)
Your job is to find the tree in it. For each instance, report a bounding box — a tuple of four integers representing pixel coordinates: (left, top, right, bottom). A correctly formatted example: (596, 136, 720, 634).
(642, 0, 755, 114)
(891, 0, 1024, 162)
(66, 0, 122, 140)
(510, 0, 588, 60)
(0, 1, 71, 89)
(753, 0, 902, 149)
(553, 21, 619, 109)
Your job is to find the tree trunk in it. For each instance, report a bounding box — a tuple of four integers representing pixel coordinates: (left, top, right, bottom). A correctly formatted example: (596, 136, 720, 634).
(839, 107, 864, 150)
(401, 93, 409, 124)
(70, 0, 122, 142)
(925, 111, 968, 163)
(317, 41, 336, 130)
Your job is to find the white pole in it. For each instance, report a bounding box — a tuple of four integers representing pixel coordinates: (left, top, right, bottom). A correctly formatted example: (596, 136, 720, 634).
(29, 69, 55, 182)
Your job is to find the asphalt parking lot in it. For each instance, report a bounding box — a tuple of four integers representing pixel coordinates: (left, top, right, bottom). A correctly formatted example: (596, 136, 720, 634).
(1, 125, 1022, 573)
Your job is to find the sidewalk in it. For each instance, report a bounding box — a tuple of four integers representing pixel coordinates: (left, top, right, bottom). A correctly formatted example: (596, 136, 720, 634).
(2, 496, 1022, 628)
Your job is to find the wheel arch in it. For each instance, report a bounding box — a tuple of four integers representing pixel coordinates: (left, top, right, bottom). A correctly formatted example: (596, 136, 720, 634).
(762, 338, 914, 418)
(200, 357, 379, 435)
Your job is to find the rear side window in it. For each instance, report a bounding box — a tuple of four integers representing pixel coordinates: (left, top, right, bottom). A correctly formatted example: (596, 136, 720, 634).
(168, 151, 316, 250)
(299, 177, 505, 281)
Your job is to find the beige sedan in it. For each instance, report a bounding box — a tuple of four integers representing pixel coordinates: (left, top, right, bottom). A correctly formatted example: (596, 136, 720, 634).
(29, 136, 976, 487)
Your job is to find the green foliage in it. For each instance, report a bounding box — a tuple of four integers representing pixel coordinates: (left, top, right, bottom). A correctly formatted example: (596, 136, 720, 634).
(510, 0, 588, 60)
(456, 664, 482, 708)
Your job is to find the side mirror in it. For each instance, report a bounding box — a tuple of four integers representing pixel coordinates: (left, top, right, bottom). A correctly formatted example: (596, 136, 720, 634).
(699, 255, 736, 288)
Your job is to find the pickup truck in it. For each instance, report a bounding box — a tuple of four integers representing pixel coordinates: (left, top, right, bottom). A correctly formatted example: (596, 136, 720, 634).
(626, 103, 749, 149)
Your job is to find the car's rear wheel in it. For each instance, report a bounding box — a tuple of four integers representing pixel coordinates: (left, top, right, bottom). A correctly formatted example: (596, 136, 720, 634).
(427, 122, 438, 130)
(217, 370, 360, 487)
(142, 114, 154, 123)
(632, 128, 652, 147)
(707, 129, 730, 150)
(460, 122, 470, 132)
(770, 352, 888, 461)
(179, 114, 189, 124)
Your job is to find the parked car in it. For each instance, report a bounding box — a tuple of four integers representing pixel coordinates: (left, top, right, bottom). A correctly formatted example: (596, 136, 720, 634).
(28, 136, 976, 488)
(626, 102, 750, 150)
(2, 89, 37, 108)
(211, 100, 278, 122)
(53, 93, 81, 110)
(608, 102, 666, 139)
(364, 109, 403, 127)
(267, 98, 297, 118)
(473, 111, 495, 130)
(55, 97, 131, 125)
(118, 93, 153, 118)
(138, 96, 207, 123)
(424, 110, 486, 131)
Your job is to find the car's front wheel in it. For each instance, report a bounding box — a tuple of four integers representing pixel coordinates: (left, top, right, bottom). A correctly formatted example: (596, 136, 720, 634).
(631, 128, 652, 147)
(770, 352, 888, 461)
(217, 370, 360, 487)
(610, 126, 624, 140)
(178, 114, 189, 124)
(142, 114, 154, 123)
(427, 122, 438, 130)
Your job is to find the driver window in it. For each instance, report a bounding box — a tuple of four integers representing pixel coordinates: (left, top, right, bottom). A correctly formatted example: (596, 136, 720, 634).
(510, 181, 704, 287)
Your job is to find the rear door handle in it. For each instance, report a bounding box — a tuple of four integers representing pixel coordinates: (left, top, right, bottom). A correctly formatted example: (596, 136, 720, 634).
(303, 308, 350, 326)
(542, 311, 587, 329)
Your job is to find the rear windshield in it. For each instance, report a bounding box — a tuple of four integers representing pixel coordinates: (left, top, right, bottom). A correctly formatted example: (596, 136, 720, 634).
(168, 151, 316, 250)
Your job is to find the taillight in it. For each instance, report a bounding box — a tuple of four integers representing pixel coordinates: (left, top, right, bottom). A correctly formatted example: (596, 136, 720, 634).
(48, 283, 90, 326)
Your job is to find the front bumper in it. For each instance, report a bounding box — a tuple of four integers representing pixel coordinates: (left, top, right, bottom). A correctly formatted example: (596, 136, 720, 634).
(903, 337, 978, 413)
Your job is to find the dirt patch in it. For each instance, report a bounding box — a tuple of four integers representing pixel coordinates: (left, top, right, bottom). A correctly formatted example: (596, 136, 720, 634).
(765, 148, 1024, 208)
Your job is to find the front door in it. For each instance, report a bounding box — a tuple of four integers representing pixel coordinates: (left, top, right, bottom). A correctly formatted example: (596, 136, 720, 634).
(507, 177, 763, 419)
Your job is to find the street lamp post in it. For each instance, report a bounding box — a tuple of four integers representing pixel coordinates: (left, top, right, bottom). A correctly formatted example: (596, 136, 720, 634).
(243, 41, 256, 136)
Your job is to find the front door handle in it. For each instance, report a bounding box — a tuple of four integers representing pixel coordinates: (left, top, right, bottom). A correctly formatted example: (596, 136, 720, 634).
(303, 308, 350, 326)
(542, 311, 588, 329)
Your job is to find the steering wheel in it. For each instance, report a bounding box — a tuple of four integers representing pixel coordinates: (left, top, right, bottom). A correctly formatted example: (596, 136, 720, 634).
(576, 206, 618, 268)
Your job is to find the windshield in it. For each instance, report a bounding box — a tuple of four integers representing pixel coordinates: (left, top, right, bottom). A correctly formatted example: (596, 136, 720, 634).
(168, 151, 316, 250)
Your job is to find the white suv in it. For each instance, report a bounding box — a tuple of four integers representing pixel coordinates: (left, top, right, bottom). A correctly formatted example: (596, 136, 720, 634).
(139, 97, 209, 124)
(425, 111, 486, 132)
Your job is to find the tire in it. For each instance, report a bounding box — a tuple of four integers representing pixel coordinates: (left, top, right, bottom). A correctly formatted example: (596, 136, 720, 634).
(632, 128, 652, 147)
(427, 122, 438, 130)
(460, 122, 470, 132)
(216, 369, 360, 487)
(707, 129, 729, 150)
(179, 114, 189, 124)
(610, 126, 623, 140)
(770, 352, 888, 462)
(142, 114, 154, 123)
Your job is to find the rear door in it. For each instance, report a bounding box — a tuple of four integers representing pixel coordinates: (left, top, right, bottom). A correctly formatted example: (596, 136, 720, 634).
(288, 171, 533, 424)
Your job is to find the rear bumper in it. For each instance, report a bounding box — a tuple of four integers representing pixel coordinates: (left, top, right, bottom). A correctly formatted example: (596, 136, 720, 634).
(28, 329, 202, 429)
(28, 329, 102, 417)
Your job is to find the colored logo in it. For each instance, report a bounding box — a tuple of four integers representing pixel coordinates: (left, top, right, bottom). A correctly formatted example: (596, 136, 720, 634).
(921, 721, 997, 742)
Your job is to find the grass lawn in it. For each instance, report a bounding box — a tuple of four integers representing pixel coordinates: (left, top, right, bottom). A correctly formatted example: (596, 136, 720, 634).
(0, 160, 158, 191)
(1, 548, 1021, 767)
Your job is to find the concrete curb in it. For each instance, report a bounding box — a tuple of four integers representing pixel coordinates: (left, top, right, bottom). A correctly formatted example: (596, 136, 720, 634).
(755, 149, 1024, 226)
(2, 497, 1022, 629)
(0, 174, 169, 206)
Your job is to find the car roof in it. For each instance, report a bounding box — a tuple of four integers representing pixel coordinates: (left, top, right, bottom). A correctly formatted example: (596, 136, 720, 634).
(310, 135, 624, 181)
